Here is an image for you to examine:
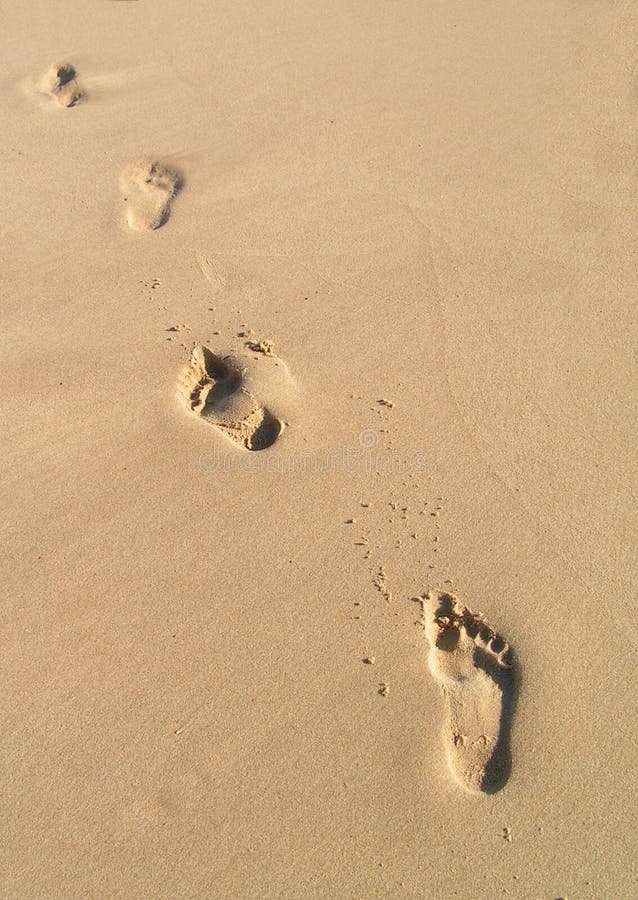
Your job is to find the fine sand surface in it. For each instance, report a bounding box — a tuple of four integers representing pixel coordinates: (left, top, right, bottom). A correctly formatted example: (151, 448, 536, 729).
(2, 1, 637, 897)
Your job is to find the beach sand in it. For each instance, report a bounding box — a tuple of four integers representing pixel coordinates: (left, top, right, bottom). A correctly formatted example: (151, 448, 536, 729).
(1, 1, 636, 896)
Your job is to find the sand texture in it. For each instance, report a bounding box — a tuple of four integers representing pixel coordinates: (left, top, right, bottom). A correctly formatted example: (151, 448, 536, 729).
(1, 1, 637, 897)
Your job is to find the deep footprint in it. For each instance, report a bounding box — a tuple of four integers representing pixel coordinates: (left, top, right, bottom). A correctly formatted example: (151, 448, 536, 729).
(421, 591, 517, 794)
(120, 159, 182, 231)
(178, 346, 282, 451)
(38, 61, 83, 107)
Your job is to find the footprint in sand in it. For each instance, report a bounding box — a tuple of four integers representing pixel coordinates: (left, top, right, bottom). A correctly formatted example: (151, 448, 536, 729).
(120, 159, 182, 231)
(421, 591, 517, 794)
(38, 61, 83, 108)
(178, 346, 283, 451)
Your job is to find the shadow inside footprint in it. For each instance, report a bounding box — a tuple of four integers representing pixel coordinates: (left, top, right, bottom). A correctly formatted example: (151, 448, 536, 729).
(247, 408, 282, 451)
(190, 349, 241, 410)
(481, 670, 516, 795)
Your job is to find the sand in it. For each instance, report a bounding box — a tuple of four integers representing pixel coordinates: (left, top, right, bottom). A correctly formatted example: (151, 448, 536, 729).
(2, 1, 636, 897)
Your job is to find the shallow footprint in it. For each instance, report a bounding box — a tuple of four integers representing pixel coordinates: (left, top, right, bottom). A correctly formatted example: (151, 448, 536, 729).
(178, 346, 282, 451)
(421, 591, 517, 794)
(38, 61, 83, 107)
(120, 159, 182, 231)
